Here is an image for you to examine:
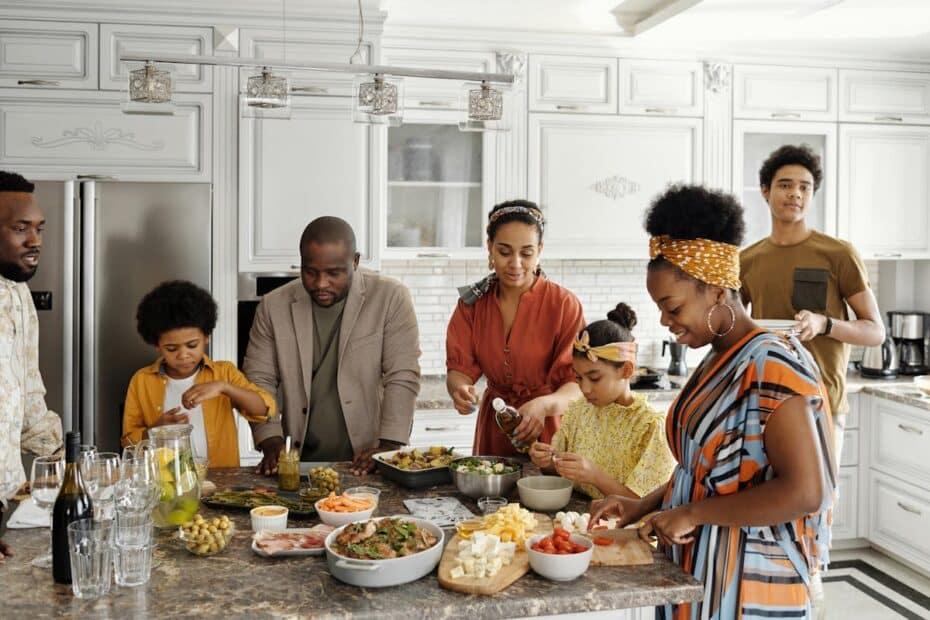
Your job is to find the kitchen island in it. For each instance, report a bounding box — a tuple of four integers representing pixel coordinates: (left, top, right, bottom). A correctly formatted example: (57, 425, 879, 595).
(0, 464, 701, 619)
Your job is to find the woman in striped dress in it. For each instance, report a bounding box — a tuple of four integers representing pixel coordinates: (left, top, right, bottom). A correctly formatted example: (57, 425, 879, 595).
(591, 185, 837, 619)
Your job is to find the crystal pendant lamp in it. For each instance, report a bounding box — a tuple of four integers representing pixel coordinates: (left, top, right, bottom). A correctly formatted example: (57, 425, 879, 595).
(459, 80, 510, 132)
(129, 61, 172, 103)
(353, 73, 404, 126)
(246, 67, 290, 109)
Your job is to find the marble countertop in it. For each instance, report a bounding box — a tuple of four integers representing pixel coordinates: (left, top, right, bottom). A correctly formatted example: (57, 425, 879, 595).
(0, 464, 701, 619)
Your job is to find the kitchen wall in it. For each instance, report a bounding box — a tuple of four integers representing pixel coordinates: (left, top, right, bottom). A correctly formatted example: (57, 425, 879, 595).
(381, 258, 881, 376)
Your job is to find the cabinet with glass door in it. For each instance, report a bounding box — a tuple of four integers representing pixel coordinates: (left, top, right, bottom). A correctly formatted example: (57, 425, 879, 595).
(732, 120, 837, 248)
(383, 110, 497, 257)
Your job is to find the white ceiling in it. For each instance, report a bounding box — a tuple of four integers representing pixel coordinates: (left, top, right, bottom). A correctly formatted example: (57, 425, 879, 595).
(381, 0, 930, 62)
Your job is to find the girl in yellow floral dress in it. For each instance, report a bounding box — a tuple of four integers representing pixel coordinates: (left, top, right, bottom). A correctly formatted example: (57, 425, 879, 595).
(530, 303, 676, 499)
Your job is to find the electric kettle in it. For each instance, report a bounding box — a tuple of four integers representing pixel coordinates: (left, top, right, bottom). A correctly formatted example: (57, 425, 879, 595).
(859, 335, 900, 379)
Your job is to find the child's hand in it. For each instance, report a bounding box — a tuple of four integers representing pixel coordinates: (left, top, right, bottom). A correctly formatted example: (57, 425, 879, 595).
(181, 381, 227, 409)
(553, 452, 597, 485)
(154, 407, 189, 426)
(529, 441, 554, 468)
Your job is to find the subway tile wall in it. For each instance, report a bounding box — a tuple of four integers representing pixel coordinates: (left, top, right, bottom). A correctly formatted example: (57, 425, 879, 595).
(380, 258, 881, 376)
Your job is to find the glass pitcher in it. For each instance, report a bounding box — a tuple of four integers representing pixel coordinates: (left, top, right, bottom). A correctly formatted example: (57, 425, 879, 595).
(147, 425, 200, 528)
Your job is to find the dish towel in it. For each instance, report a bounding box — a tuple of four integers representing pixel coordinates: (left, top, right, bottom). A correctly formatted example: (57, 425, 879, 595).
(6, 497, 51, 529)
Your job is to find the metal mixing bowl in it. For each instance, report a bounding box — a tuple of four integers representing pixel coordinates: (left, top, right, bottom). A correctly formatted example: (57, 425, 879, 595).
(449, 456, 522, 499)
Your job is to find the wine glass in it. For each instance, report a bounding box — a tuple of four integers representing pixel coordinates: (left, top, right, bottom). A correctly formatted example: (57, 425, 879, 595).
(81, 452, 121, 521)
(30, 455, 64, 568)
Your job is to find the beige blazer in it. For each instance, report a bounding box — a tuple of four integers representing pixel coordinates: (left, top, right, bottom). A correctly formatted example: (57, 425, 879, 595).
(243, 270, 421, 455)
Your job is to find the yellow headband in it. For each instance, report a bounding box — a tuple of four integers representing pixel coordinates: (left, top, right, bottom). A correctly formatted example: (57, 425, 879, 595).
(648, 235, 741, 290)
(573, 331, 637, 365)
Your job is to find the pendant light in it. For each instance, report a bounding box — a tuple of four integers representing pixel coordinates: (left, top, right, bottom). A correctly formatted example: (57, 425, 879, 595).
(122, 60, 175, 115)
(241, 0, 291, 119)
(458, 80, 511, 132)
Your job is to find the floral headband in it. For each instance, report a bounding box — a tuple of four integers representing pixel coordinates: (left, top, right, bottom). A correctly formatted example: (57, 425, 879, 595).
(648, 235, 741, 290)
(488, 205, 545, 228)
(573, 331, 637, 364)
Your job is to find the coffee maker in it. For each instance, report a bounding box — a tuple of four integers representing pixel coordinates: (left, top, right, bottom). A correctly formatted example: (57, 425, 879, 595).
(662, 339, 688, 376)
(888, 311, 929, 375)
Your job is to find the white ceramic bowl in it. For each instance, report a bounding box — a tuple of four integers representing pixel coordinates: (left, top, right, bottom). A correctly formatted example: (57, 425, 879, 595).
(250, 505, 288, 532)
(525, 533, 594, 581)
(914, 375, 930, 396)
(517, 475, 573, 512)
(315, 497, 376, 527)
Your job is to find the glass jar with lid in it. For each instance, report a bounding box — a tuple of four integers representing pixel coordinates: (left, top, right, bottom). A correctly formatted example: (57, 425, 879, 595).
(148, 424, 200, 528)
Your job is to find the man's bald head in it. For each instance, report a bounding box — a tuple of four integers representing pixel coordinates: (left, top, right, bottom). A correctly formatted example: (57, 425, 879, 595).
(299, 216, 357, 255)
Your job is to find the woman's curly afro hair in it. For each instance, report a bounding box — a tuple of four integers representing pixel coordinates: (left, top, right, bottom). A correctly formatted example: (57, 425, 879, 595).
(644, 184, 745, 246)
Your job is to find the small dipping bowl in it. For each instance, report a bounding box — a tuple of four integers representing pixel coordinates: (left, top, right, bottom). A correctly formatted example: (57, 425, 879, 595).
(343, 486, 381, 510)
(477, 496, 508, 515)
(250, 505, 288, 532)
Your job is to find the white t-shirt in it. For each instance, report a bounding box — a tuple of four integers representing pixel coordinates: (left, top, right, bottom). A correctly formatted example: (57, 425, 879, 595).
(163, 373, 208, 460)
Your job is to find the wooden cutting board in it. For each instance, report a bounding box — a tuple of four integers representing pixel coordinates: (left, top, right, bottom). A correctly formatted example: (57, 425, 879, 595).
(437, 514, 552, 595)
(583, 528, 654, 567)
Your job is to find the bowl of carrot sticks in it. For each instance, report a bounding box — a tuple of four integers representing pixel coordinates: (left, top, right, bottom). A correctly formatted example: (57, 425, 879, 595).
(315, 491, 377, 526)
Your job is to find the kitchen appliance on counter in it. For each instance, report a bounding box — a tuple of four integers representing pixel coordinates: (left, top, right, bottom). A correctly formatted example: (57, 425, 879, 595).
(888, 311, 929, 375)
(859, 334, 900, 379)
(662, 340, 688, 376)
(30, 180, 212, 452)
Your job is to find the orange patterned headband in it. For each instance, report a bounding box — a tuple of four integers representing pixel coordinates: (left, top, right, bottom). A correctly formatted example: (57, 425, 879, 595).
(573, 331, 637, 365)
(648, 235, 741, 290)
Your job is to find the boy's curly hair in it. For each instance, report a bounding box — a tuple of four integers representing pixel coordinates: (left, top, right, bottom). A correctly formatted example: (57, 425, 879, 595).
(136, 280, 217, 346)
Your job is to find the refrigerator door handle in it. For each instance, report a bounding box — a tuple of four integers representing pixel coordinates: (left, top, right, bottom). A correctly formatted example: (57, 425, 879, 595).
(62, 181, 75, 432)
(80, 181, 96, 444)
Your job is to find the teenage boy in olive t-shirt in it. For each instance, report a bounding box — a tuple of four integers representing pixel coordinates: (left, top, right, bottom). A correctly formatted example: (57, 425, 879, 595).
(740, 144, 885, 446)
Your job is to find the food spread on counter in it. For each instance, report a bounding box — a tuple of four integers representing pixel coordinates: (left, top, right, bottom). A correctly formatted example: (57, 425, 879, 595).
(554, 511, 621, 533)
(253, 524, 334, 555)
(317, 491, 374, 513)
(207, 487, 317, 514)
(180, 513, 234, 555)
(530, 529, 590, 555)
(332, 518, 439, 559)
(449, 531, 518, 579)
(381, 446, 456, 470)
(460, 503, 537, 545)
(453, 457, 520, 476)
(308, 466, 340, 491)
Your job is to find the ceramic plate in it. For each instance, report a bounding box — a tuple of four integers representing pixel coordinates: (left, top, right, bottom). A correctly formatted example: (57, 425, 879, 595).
(251, 527, 330, 557)
(756, 319, 801, 333)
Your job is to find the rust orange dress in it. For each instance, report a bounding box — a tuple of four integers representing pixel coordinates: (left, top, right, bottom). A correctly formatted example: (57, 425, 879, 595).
(446, 277, 584, 456)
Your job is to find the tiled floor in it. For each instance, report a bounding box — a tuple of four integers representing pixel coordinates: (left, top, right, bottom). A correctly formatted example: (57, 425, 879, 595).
(825, 549, 930, 619)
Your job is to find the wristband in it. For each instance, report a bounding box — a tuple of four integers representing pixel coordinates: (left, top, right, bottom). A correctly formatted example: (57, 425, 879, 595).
(822, 316, 834, 336)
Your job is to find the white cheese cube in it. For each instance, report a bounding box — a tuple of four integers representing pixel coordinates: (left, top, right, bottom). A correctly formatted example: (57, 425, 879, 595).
(450, 566, 465, 579)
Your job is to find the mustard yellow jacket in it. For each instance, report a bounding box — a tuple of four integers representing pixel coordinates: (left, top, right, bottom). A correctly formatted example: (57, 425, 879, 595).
(121, 356, 276, 468)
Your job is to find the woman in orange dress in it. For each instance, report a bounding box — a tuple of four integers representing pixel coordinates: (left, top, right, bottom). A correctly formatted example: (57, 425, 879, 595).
(446, 200, 584, 457)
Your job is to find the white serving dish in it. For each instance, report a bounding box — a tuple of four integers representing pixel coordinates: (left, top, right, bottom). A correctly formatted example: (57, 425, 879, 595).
(251, 527, 330, 557)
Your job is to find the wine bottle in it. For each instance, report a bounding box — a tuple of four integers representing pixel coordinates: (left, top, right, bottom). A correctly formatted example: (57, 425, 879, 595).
(52, 431, 94, 584)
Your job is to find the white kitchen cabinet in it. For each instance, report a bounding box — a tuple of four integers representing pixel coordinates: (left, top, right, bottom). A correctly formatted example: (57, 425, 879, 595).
(868, 470, 930, 574)
(409, 409, 476, 454)
(239, 29, 371, 97)
(733, 65, 837, 122)
(832, 466, 859, 541)
(380, 47, 496, 110)
(0, 89, 211, 181)
(869, 396, 930, 489)
(732, 120, 837, 247)
(839, 69, 930, 125)
(838, 125, 930, 259)
(0, 19, 98, 89)
(528, 54, 618, 114)
(846, 392, 860, 429)
(99, 24, 213, 93)
(618, 60, 703, 117)
(528, 114, 701, 259)
(239, 95, 379, 271)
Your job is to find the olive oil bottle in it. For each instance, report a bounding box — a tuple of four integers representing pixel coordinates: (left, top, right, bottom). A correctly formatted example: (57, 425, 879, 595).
(52, 431, 94, 584)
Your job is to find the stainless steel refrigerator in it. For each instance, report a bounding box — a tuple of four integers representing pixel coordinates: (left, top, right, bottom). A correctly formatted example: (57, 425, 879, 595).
(29, 180, 212, 453)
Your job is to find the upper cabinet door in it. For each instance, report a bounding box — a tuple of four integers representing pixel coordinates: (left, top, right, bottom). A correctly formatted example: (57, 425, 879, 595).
(99, 24, 213, 93)
(838, 124, 930, 259)
(239, 96, 378, 272)
(528, 114, 701, 259)
(618, 60, 704, 117)
(0, 20, 98, 89)
(734, 65, 837, 121)
(840, 70, 930, 125)
(528, 54, 618, 114)
(380, 48, 496, 110)
(239, 29, 370, 97)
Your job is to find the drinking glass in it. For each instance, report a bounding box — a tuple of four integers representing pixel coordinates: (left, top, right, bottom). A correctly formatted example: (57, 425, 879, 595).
(30, 455, 63, 568)
(115, 456, 162, 515)
(81, 452, 121, 521)
(114, 543, 154, 587)
(67, 519, 113, 599)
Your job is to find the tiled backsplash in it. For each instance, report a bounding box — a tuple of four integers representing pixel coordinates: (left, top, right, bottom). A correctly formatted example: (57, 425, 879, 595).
(380, 258, 881, 376)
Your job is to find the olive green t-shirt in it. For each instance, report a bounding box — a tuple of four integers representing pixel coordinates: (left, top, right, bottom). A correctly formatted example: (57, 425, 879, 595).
(301, 298, 355, 461)
(740, 230, 870, 418)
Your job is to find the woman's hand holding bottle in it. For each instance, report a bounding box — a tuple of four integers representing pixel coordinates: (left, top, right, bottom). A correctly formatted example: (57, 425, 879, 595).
(513, 396, 550, 443)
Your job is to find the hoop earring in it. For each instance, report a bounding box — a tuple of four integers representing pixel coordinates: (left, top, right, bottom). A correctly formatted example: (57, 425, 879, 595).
(534, 263, 542, 276)
(706, 303, 736, 338)
(488, 257, 494, 271)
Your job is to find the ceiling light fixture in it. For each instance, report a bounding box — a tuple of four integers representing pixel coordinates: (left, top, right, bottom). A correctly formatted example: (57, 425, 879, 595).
(241, 0, 291, 119)
(122, 60, 175, 115)
(459, 80, 510, 132)
(353, 72, 404, 126)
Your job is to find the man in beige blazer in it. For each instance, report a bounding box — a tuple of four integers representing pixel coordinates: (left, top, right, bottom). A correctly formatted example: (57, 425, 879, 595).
(244, 216, 421, 475)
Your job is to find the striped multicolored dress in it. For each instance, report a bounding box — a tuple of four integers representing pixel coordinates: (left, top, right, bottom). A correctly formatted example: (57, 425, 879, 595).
(659, 329, 836, 620)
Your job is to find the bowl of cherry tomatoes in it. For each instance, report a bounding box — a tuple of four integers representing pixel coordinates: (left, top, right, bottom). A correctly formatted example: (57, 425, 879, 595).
(525, 528, 594, 581)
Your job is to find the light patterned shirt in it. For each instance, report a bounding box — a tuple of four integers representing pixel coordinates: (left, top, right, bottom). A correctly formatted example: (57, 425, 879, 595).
(552, 393, 676, 499)
(0, 275, 62, 506)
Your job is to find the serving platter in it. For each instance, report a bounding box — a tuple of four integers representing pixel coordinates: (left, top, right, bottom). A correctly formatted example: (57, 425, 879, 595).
(202, 485, 317, 518)
(251, 526, 333, 557)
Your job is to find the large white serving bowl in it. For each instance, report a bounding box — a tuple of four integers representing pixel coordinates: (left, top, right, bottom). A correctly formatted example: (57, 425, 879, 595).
(525, 533, 594, 581)
(517, 475, 573, 511)
(314, 496, 376, 527)
(324, 516, 444, 588)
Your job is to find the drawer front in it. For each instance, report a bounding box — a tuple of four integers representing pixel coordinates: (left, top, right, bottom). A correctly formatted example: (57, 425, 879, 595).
(734, 65, 837, 121)
(869, 471, 930, 572)
(0, 90, 210, 180)
(870, 397, 930, 489)
(840, 69, 930, 124)
(381, 47, 496, 110)
(618, 60, 703, 117)
(832, 466, 858, 541)
(839, 429, 858, 467)
(100, 24, 213, 93)
(529, 55, 617, 114)
(0, 19, 98, 89)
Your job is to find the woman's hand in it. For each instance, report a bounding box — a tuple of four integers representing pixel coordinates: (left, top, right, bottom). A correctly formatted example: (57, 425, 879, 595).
(513, 396, 551, 443)
(639, 506, 697, 546)
(553, 452, 598, 486)
(451, 384, 479, 415)
(529, 441, 554, 469)
(588, 494, 645, 529)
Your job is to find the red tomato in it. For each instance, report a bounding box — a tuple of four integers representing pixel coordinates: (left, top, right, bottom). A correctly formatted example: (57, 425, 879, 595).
(572, 543, 588, 553)
(553, 528, 571, 540)
(592, 537, 612, 546)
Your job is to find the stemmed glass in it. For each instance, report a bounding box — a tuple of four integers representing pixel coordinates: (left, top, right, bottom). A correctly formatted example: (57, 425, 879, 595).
(30, 455, 64, 568)
(81, 452, 121, 521)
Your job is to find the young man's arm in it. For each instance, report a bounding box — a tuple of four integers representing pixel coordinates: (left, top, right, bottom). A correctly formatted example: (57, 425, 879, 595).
(795, 288, 884, 346)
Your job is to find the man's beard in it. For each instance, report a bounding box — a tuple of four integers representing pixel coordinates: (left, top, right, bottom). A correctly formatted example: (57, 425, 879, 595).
(0, 261, 37, 282)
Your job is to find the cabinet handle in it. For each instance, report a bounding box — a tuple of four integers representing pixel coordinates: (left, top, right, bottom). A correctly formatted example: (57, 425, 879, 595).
(897, 423, 924, 435)
(897, 501, 923, 516)
(416, 252, 450, 258)
(418, 100, 453, 107)
(556, 104, 585, 111)
(770, 112, 801, 119)
(424, 426, 455, 431)
(17, 79, 61, 86)
(873, 252, 903, 258)
(645, 107, 676, 114)
(76, 174, 115, 181)
(875, 115, 903, 122)
(291, 86, 329, 94)
(289, 264, 301, 270)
